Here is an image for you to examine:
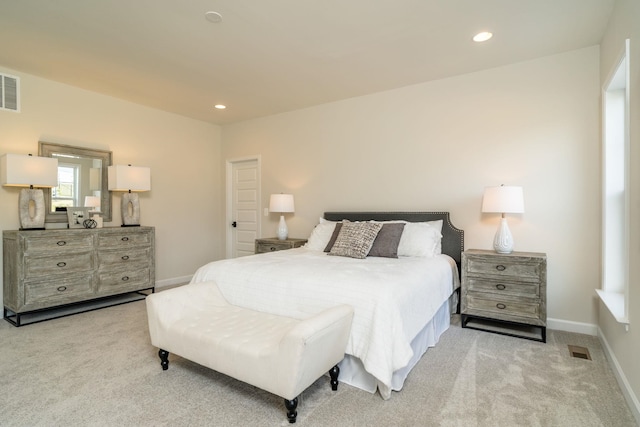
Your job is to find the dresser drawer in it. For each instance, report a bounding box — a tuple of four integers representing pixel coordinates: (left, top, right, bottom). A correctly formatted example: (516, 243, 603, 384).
(24, 251, 94, 279)
(465, 257, 542, 281)
(465, 277, 539, 298)
(256, 241, 292, 253)
(24, 275, 94, 308)
(98, 247, 151, 267)
(465, 294, 541, 322)
(98, 231, 152, 248)
(97, 267, 152, 293)
(22, 234, 93, 254)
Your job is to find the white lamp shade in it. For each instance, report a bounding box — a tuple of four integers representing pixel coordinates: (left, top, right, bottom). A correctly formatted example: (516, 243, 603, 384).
(269, 194, 295, 213)
(108, 165, 151, 192)
(1, 154, 58, 188)
(84, 196, 101, 209)
(482, 186, 524, 214)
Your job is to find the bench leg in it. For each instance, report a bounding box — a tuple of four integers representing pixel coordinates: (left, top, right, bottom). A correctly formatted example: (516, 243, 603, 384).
(284, 397, 298, 423)
(158, 349, 169, 370)
(329, 365, 340, 391)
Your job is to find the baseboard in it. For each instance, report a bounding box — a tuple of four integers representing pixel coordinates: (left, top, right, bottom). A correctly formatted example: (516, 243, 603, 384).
(155, 275, 192, 289)
(597, 327, 640, 425)
(547, 317, 598, 336)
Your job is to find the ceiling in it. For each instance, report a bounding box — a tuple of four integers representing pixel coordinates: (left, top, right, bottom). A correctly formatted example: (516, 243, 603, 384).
(0, 0, 614, 125)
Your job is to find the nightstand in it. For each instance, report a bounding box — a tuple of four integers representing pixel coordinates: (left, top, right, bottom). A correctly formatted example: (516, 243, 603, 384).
(461, 249, 547, 342)
(255, 237, 307, 254)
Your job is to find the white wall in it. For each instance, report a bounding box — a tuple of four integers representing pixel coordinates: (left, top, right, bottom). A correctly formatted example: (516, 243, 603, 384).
(221, 46, 601, 327)
(598, 0, 640, 421)
(0, 66, 224, 300)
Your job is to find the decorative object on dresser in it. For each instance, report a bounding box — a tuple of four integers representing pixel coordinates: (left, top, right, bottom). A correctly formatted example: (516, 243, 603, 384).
(66, 207, 91, 229)
(461, 249, 547, 342)
(255, 237, 307, 254)
(3, 226, 155, 326)
(481, 185, 524, 254)
(107, 164, 151, 227)
(1, 153, 59, 230)
(269, 193, 295, 240)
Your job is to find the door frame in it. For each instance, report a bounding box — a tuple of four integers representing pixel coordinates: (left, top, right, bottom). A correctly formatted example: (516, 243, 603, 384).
(225, 155, 262, 258)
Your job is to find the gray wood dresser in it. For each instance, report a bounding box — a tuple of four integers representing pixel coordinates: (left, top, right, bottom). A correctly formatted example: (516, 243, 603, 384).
(3, 226, 155, 326)
(461, 249, 547, 342)
(255, 237, 307, 254)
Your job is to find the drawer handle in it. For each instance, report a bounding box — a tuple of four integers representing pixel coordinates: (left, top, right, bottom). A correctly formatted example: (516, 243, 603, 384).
(495, 265, 506, 271)
(57, 286, 67, 292)
(57, 262, 67, 268)
(57, 241, 67, 246)
(122, 276, 130, 281)
(496, 284, 506, 290)
(121, 255, 130, 261)
(496, 303, 507, 310)
(270, 246, 277, 251)
(121, 237, 129, 242)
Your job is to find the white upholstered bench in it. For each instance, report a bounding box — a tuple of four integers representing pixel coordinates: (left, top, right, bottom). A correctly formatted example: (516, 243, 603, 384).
(146, 281, 354, 423)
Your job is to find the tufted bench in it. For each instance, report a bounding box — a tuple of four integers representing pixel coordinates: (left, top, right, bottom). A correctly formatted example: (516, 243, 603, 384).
(146, 281, 354, 423)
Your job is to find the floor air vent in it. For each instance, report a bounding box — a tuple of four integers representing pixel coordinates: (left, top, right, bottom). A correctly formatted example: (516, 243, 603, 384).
(568, 345, 591, 360)
(1, 73, 20, 112)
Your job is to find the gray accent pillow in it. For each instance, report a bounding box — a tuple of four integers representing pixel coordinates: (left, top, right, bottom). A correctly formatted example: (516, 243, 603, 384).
(368, 223, 406, 258)
(328, 222, 383, 259)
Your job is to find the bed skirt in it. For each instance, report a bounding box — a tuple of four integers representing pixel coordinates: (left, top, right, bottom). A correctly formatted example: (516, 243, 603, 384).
(336, 298, 452, 399)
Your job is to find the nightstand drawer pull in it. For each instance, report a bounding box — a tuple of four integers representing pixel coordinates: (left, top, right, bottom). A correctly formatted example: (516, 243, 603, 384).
(496, 303, 507, 310)
(121, 255, 130, 260)
(270, 246, 277, 251)
(57, 241, 67, 246)
(56, 262, 67, 268)
(57, 286, 67, 292)
(496, 284, 506, 290)
(122, 276, 130, 281)
(121, 237, 129, 242)
(495, 265, 506, 271)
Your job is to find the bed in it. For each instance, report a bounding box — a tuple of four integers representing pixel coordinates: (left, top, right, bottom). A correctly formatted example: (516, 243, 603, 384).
(190, 212, 464, 399)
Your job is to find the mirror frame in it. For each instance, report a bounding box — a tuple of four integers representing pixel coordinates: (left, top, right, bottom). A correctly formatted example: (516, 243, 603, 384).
(38, 141, 113, 224)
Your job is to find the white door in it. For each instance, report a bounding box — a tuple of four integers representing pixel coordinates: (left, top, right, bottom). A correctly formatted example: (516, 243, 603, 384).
(226, 157, 261, 258)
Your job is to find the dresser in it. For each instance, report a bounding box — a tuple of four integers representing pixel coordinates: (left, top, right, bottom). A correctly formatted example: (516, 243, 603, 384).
(255, 237, 307, 254)
(3, 226, 155, 326)
(461, 249, 547, 342)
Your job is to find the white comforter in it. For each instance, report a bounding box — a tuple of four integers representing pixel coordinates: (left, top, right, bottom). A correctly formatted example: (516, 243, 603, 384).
(190, 248, 457, 398)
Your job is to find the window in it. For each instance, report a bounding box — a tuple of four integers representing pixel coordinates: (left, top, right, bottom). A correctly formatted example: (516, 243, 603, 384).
(597, 39, 630, 327)
(51, 163, 80, 211)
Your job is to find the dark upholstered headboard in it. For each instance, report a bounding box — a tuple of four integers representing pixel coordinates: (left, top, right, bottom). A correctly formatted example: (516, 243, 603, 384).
(323, 211, 464, 273)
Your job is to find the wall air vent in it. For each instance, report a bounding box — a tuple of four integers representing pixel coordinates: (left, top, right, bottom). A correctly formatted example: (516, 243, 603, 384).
(0, 73, 20, 112)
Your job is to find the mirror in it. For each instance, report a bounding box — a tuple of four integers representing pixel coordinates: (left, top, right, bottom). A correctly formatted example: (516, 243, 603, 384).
(38, 142, 113, 223)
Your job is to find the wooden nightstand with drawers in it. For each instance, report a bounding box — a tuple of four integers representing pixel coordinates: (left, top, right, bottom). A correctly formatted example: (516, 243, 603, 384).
(255, 237, 307, 254)
(461, 249, 547, 342)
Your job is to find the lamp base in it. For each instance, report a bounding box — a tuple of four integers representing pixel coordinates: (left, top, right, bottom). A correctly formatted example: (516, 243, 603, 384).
(18, 188, 46, 230)
(276, 215, 288, 240)
(121, 192, 141, 227)
(493, 218, 514, 254)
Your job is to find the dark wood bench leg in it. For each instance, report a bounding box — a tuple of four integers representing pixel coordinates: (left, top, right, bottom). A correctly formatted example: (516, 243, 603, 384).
(329, 365, 340, 391)
(284, 397, 298, 423)
(159, 349, 169, 370)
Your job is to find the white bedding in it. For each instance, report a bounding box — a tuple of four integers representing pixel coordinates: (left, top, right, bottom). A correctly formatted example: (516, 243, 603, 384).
(190, 247, 458, 399)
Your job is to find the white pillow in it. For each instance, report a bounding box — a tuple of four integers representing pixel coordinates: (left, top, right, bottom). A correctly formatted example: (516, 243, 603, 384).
(397, 221, 443, 257)
(304, 218, 338, 251)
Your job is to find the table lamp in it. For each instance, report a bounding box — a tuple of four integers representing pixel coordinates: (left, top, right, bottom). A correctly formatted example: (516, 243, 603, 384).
(1, 153, 58, 230)
(482, 185, 524, 254)
(108, 164, 151, 226)
(269, 194, 295, 240)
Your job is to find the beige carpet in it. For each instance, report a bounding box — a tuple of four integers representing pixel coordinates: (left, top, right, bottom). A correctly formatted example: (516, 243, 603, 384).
(0, 299, 636, 427)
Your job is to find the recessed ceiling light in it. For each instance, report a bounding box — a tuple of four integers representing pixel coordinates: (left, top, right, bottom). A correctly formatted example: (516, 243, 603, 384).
(214, 104, 226, 110)
(205, 11, 222, 23)
(473, 31, 493, 42)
